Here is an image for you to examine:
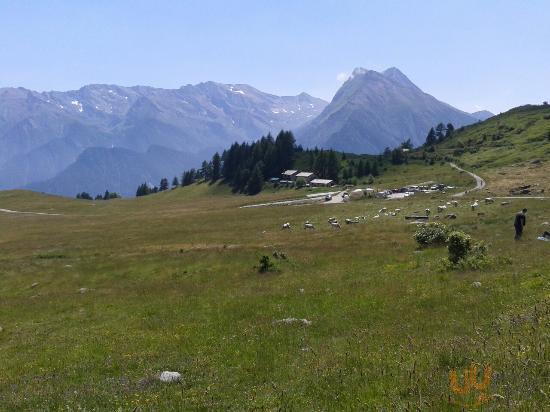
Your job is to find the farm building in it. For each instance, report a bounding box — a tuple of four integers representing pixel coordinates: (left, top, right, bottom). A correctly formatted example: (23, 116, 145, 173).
(295, 172, 315, 183)
(310, 178, 334, 187)
(281, 170, 299, 180)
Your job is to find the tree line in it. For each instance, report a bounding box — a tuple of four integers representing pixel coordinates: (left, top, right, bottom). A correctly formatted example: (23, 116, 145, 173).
(424, 122, 455, 147)
(135, 129, 393, 197)
(76, 190, 120, 200)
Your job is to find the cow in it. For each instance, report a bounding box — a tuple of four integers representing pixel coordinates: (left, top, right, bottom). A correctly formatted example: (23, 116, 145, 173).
(281, 222, 291, 230)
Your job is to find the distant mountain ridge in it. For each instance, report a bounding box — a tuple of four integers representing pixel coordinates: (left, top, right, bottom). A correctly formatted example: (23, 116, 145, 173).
(471, 110, 495, 121)
(0, 83, 327, 195)
(297, 67, 480, 153)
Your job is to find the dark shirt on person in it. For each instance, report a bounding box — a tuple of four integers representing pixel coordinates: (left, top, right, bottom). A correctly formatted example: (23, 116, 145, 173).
(514, 212, 526, 229)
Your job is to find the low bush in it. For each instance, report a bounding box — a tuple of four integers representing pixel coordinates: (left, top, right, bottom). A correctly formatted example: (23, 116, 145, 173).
(258, 255, 274, 273)
(414, 223, 450, 246)
(447, 231, 472, 264)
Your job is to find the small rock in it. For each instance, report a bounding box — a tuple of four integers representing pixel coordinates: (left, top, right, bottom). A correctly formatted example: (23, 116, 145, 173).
(472, 281, 482, 288)
(299, 288, 304, 294)
(78, 288, 89, 294)
(159, 371, 181, 383)
(0, 326, 3, 332)
(542, 222, 549, 226)
(274, 317, 312, 326)
(31, 282, 39, 288)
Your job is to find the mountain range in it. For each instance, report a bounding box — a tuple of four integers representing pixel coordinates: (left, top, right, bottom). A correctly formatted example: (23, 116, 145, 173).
(0, 83, 326, 196)
(0, 68, 492, 196)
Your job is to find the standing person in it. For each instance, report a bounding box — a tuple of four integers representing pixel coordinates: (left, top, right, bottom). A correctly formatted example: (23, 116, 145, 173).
(514, 208, 527, 240)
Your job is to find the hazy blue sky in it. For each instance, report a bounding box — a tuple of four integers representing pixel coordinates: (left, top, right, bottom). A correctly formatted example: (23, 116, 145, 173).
(1, 0, 549, 113)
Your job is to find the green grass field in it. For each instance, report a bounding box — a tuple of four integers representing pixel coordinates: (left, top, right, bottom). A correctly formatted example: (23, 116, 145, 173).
(1, 163, 548, 410)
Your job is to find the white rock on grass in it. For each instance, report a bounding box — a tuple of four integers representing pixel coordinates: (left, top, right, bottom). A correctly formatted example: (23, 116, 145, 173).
(274, 317, 312, 326)
(0, 326, 3, 332)
(472, 281, 482, 288)
(78, 288, 89, 294)
(159, 371, 181, 383)
(31, 282, 39, 288)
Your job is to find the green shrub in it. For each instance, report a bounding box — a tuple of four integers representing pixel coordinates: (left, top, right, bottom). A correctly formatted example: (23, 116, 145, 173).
(447, 231, 472, 264)
(413, 223, 450, 246)
(258, 255, 274, 273)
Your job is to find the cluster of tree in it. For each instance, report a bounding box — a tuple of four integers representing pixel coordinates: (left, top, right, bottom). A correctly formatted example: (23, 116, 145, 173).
(342, 157, 380, 181)
(306, 149, 339, 181)
(175, 130, 297, 195)
(135, 177, 174, 197)
(425, 123, 455, 146)
(76, 191, 120, 200)
(382, 139, 413, 165)
(220, 130, 296, 194)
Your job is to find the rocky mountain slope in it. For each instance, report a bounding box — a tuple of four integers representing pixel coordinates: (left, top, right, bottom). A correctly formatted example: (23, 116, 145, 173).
(0, 83, 327, 194)
(297, 67, 478, 153)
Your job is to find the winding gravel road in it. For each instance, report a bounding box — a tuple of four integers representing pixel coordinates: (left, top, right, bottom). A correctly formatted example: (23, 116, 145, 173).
(449, 163, 486, 197)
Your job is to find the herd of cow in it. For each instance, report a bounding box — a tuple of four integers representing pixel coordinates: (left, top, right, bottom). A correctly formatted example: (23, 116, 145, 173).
(280, 197, 502, 230)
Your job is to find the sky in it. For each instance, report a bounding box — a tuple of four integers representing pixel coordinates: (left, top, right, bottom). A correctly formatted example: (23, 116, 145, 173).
(1, 0, 549, 114)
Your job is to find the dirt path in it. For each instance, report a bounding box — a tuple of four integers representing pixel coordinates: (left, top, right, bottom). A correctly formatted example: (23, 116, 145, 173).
(449, 163, 486, 197)
(0, 208, 62, 216)
(240, 191, 343, 208)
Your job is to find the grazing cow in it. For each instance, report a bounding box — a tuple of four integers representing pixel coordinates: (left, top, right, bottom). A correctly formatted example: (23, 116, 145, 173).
(304, 222, 315, 229)
(281, 222, 291, 230)
(471, 201, 479, 211)
(485, 198, 494, 204)
(394, 208, 402, 214)
(445, 213, 457, 220)
(379, 207, 387, 214)
(345, 218, 359, 224)
(437, 205, 447, 213)
(425, 208, 431, 216)
(501, 201, 510, 206)
(373, 214, 380, 219)
(452, 201, 458, 207)
(330, 221, 341, 228)
(327, 217, 338, 223)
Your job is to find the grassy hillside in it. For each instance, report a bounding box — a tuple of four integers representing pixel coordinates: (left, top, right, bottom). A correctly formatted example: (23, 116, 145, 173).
(426, 104, 550, 195)
(1, 162, 548, 409)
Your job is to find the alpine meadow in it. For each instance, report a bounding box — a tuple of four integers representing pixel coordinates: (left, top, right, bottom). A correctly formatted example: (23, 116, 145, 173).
(1, 1, 549, 411)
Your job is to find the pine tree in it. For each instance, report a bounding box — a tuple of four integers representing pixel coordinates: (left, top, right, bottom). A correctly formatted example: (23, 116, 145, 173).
(326, 150, 340, 180)
(371, 161, 379, 177)
(211, 152, 221, 181)
(246, 163, 264, 195)
(425, 127, 437, 146)
(172, 176, 179, 188)
(435, 123, 446, 142)
(364, 160, 371, 176)
(445, 123, 455, 139)
(159, 178, 169, 191)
